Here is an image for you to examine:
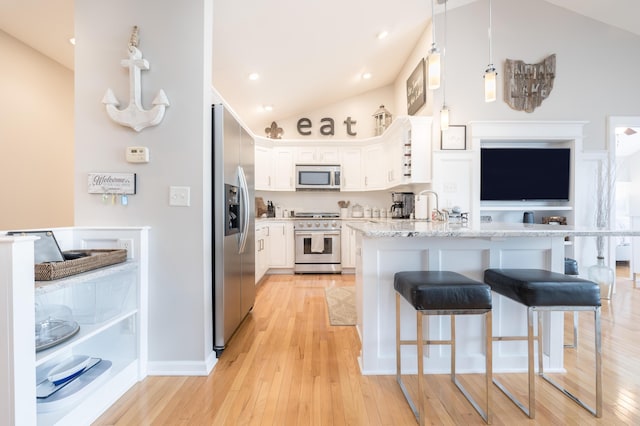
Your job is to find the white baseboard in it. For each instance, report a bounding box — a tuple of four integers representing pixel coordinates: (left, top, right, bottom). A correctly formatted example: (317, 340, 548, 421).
(147, 352, 217, 376)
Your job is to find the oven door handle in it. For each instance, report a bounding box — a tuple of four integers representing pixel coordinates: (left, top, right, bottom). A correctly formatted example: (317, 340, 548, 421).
(295, 231, 341, 237)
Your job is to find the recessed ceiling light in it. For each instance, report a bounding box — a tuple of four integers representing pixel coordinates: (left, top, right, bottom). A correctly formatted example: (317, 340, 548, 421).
(377, 30, 389, 40)
(362, 72, 372, 80)
(248, 72, 260, 81)
(69, 37, 76, 45)
(262, 105, 273, 112)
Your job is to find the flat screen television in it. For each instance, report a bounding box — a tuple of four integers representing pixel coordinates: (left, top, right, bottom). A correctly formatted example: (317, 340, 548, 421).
(480, 148, 570, 201)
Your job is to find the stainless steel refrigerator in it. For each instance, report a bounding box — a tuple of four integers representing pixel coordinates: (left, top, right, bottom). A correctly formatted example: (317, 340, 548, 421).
(212, 103, 255, 356)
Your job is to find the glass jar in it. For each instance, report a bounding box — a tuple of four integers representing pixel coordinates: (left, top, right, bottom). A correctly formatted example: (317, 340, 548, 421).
(588, 256, 614, 300)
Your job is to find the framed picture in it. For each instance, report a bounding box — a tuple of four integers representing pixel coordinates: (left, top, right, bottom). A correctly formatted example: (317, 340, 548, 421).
(441, 125, 466, 150)
(406, 59, 426, 116)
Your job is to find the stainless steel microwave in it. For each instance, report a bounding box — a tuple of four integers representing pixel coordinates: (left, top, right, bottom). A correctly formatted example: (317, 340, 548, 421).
(295, 164, 341, 191)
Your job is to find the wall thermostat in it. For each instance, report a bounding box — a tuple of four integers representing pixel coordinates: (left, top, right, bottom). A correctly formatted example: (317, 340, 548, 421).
(126, 146, 150, 163)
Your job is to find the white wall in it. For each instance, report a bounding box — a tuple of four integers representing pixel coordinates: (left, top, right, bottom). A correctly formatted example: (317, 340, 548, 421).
(74, 0, 214, 370)
(273, 85, 395, 139)
(392, 0, 640, 151)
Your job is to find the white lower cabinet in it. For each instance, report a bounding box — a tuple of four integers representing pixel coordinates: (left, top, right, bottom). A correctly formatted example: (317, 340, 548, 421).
(341, 222, 357, 270)
(1, 227, 149, 426)
(268, 222, 294, 268)
(255, 225, 269, 283)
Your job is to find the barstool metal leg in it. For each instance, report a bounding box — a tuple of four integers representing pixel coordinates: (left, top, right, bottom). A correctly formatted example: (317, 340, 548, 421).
(564, 311, 579, 348)
(595, 307, 603, 417)
(451, 312, 492, 424)
(492, 309, 537, 418)
(417, 311, 426, 426)
(450, 314, 455, 382)
(527, 307, 536, 418)
(396, 294, 401, 384)
(486, 311, 493, 423)
(396, 294, 418, 421)
(539, 307, 603, 418)
(395, 291, 492, 423)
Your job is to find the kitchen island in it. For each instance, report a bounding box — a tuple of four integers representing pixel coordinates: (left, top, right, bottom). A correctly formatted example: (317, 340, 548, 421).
(348, 220, 640, 375)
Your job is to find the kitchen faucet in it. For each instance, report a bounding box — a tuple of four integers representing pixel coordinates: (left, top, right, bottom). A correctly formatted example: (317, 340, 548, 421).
(418, 190, 446, 221)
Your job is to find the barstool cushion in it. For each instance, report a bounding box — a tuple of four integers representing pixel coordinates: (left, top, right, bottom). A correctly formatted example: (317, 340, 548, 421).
(484, 268, 601, 307)
(394, 271, 492, 311)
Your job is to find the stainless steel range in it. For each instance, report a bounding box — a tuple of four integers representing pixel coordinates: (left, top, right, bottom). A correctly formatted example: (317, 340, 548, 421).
(293, 212, 341, 273)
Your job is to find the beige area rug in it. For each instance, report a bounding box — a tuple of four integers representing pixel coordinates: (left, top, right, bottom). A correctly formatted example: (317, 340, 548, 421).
(324, 286, 356, 326)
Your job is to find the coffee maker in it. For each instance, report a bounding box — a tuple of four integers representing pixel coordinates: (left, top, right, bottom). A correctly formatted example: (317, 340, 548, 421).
(390, 192, 414, 219)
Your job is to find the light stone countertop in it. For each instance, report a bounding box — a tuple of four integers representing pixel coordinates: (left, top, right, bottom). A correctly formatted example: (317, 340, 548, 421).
(346, 220, 640, 238)
(255, 216, 392, 222)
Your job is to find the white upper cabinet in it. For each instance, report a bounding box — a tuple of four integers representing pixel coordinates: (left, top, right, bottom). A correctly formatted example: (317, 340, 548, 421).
(295, 146, 340, 164)
(255, 144, 273, 190)
(362, 143, 385, 190)
(403, 117, 431, 184)
(254, 116, 432, 192)
(385, 116, 431, 186)
(272, 147, 295, 190)
(255, 138, 295, 191)
(384, 122, 404, 187)
(340, 147, 363, 191)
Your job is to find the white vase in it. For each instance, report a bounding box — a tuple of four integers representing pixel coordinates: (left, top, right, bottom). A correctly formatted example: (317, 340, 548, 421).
(588, 256, 614, 300)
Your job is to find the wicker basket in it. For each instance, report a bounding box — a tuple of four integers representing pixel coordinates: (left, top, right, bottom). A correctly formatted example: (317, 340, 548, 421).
(35, 249, 127, 281)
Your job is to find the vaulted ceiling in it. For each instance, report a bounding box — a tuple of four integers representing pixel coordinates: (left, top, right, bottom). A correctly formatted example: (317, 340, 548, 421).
(1, 0, 639, 134)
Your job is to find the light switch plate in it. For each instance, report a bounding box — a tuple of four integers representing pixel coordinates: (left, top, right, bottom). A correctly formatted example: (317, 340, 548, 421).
(126, 146, 150, 163)
(169, 186, 190, 206)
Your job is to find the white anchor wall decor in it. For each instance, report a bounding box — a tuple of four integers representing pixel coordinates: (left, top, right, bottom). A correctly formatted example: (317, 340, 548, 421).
(102, 26, 169, 132)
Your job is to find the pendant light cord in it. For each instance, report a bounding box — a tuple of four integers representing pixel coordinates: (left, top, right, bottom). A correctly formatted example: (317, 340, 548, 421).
(431, 0, 436, 49)
(442, 0, 447, 105)
(488, 0, 493, 66)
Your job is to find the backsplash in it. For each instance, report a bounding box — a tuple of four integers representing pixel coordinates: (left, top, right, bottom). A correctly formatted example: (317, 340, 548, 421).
(256, 186, 429, 218)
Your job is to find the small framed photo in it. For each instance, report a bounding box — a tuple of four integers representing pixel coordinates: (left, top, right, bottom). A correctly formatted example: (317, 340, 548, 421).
(441, 125, 466, 150)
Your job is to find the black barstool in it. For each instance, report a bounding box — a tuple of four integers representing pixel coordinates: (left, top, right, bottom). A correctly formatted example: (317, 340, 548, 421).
(484, 268, 602, 418)
(394, 271, 493, 424)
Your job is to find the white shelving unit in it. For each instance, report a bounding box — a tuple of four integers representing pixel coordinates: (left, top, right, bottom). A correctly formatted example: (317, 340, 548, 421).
(478, 205, 573, 211)
(1, 227, 149, 426)
(467, 121, 587, 261)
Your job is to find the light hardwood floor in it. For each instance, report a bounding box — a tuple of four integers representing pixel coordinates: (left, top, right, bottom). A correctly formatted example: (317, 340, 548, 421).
(95, 270, 640, 425)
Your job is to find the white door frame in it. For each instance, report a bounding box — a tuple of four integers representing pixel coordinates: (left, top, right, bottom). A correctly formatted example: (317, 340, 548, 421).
(607, 116, 640, 282)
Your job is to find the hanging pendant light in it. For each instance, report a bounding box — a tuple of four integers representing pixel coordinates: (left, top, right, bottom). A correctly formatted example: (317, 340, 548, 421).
(440, 106, 450, 130)
(428, 0, 441, 90)
(484, 0, 497, 102)
(440, 0, 449, 130)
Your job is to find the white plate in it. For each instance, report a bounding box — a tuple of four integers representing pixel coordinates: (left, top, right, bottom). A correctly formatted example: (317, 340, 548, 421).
(47, 355, 91, 385)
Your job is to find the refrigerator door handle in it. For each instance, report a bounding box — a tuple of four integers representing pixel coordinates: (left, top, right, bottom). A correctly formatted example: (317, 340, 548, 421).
(238, 165, 250, 254)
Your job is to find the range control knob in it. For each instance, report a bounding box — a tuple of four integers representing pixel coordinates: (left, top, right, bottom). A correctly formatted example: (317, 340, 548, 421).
(315, 222, 320, 227)
(323, 222, 329, 227)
